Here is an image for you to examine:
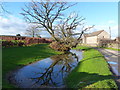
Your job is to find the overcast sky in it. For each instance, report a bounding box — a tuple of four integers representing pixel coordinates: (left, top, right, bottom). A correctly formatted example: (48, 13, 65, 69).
(0, 2, 118, 39)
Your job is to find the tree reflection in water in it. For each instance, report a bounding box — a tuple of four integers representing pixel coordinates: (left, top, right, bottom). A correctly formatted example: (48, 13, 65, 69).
(10, 50, 82, 88)
(31, 51, 79, 88)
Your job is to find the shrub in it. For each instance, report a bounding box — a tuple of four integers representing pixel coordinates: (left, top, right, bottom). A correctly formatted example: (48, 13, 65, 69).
(2, 40, 25, 47)
(16, 34, 21, 36)
(1, 37, 52, 48)
(49, 42, 70, 52)
(25, 38, 52, 45)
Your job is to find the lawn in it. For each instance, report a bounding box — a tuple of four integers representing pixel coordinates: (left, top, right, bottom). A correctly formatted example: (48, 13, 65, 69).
(65, 46, 118, 89)
(2, 44, 62, 88)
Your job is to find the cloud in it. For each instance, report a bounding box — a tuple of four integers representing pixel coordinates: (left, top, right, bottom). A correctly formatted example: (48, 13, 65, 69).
(40, 31, 51, 38)
(0, 15, 50, 37)
(0, 15, 118, 39)
(0, 15, 28, 36)
(111, 25, 118, 38)
(108, 20, 116, 24)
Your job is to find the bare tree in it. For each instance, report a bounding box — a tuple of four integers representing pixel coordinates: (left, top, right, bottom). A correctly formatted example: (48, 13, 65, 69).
(21, 0, 76, 41)
(25, 25, 41, 37)
(0, 2, 10, 16)
(21, 0, 94, 50)
(55, 13, 94, 48)
(31, 52, 79, 87)
(0, 2, 4, 15)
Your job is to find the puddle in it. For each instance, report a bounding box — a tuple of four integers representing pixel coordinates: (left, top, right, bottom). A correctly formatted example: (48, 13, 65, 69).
(108, 61, 117, 65)
(107, 61, 120, 76)
(9, 49, 82, 88)
(111, 66, 120, 76)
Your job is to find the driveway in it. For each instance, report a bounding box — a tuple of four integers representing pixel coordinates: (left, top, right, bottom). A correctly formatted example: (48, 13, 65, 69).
(96, 48, 120, 88)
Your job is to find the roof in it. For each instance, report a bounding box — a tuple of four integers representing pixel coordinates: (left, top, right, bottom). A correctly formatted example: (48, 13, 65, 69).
(84, 30, 104, 37)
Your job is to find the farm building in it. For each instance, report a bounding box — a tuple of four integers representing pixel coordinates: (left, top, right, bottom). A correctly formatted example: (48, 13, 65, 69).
(82, 30, 110, 46)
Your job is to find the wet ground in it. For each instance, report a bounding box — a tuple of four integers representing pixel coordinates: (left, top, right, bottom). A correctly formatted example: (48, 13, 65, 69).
(8, 49, 83, 88)
(97, 48, 120, 88)
(97, 48, 120, 76)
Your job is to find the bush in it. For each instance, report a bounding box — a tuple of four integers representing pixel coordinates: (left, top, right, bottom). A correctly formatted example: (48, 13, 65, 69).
(16, 34, 21, 36)
(1, 37, 52, 48)
(2, 40, 25, 47)
(49, 42, 70, 52)
(25, 38, 51, 45)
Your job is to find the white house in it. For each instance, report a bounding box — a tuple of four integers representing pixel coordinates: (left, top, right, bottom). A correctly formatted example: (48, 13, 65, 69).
(82, 30, 110, 46)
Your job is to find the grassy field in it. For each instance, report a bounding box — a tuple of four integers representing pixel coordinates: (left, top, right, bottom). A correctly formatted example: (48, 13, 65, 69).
(65, 46, 118, 89)
(2, 44, 62, 88)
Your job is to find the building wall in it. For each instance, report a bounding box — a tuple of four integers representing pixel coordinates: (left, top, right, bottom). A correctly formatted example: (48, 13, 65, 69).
(82, 31, 110, 46)
(86, 36, 98, 44)
(98, 31, 110, 40)
(82, 35, 86, 44)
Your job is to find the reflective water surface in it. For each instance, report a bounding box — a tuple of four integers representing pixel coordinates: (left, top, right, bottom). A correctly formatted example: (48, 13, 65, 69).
(111, 66, 120, 76)
(107, 61, 120, 76)
(9, 49, 82, 88)
(108, 61, 117, 65)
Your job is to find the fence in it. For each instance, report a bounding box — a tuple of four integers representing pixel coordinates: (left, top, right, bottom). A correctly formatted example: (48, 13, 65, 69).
(99, 39, 120, 49)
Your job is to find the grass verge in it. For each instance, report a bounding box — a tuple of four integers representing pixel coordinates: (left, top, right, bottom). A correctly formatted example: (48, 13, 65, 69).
(2, 44, 62, 88)
(102, 47, 120, 51)
(65, 46, 118, 89)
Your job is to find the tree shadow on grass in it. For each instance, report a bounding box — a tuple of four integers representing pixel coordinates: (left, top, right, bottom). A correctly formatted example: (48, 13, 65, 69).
(3, 44, 57, 64)
(81, 55, 104, 61)
(75, 55, 105, 71)
(66, 72, 116, 89)
(80, 47, 93, 51)
(65, 54, 117, 88)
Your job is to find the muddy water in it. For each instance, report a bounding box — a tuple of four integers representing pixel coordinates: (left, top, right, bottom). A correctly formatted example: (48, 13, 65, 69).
(9, 49, 82, 88)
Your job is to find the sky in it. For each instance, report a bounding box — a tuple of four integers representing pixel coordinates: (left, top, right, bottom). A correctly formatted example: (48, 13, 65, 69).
(0, 2, 118, 39)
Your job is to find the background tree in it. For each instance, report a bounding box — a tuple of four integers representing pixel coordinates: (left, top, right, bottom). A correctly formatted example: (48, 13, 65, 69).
(16, 34, 21, 36)
(25, 25, 41, 38)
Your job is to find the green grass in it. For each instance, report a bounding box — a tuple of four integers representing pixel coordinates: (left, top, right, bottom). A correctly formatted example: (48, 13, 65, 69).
(102, 47, 120, 51)
(66, 46, 118, 89)
(2, 44, 62, 88)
